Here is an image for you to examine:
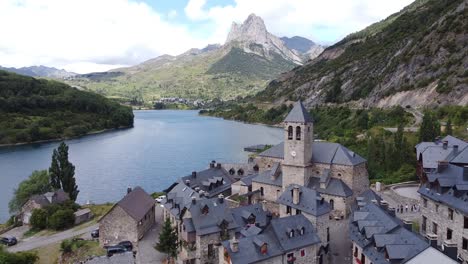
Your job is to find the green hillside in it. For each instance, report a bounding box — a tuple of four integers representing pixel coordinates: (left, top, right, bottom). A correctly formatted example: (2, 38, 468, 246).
(0, 70, 134, 145)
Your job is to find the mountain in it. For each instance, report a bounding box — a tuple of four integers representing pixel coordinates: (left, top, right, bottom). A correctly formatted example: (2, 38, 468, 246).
(0, 70, 133, 145)
(66, 14, 322, 102)
(256, 0, 468, 108)
(280, 36, 325, 61)
(0, 65, 76, 79)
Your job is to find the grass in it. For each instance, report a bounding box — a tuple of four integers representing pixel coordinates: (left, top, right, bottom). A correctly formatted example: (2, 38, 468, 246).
(61, 240, 106, 263)
(82, 203, 114, 220)
(29, 242, 61, 264)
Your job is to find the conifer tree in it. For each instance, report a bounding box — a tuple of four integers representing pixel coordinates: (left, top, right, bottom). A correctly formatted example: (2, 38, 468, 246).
(49, 142, 79, 201)
(445, 118, 453, 135)
(156, 218, 178, 259)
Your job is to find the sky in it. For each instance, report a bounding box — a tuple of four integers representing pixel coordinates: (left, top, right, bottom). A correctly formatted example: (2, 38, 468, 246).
(0, 0, 414, 74)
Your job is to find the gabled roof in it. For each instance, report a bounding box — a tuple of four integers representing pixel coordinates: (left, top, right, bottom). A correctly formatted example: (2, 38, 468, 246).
(257, 142, 366, 166)
(181, 167, 234, 198)
(416, 135, 468, 168)
(308, 176, 353, 197)
(284, 101, 314, 123)
(117, 187, 155, 221)
(277, 184, 330, 216)
(163, 180, 199, 218)
(188, 197, 238, 236)
(28, 189, 69, 207)
(251, 163, 282, 187)
(231, 203, 269, 229)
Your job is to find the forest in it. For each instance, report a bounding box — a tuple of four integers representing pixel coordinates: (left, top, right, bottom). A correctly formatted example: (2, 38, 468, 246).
(0, 70, 134, 145)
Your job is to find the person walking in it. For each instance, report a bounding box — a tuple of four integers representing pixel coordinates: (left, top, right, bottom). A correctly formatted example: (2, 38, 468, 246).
(405, 204, 409, 213)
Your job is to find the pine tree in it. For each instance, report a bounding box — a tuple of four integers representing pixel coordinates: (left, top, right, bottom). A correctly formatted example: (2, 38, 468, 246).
(49, 142, 79, 201)
(394, 122, 404, 164)
(419, 112, 440, 142)
(156, 218, 178, 258)
(445, 118, 453, 135)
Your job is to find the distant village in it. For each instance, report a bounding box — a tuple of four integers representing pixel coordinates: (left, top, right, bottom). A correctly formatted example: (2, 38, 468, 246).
(4, 102, 468, 264)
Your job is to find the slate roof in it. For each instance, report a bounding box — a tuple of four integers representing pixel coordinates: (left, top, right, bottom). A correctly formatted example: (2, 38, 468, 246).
(181, 167, 234, 198)
(277, 184, 331, 216)
(231, 203, 270, 229)
(222, 214, 321, 264)
(117, 187, 155, 221)
(418, 164, 468, 214)
(239, 174, 257, 186)
(416, 135, 468, 169)
(251, 163, 282, 187)
(284, 101, 314, 123)
(188, 197, 239, 236)
(349, 202, 432, 264)
(257, 142, 366, 166)
(307, 176, 353, 197)
(163, 180, 199, 218)
(28, 189, 69, 207)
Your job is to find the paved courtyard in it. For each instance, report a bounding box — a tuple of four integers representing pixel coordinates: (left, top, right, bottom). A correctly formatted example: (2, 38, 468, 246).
(136, 204, 166, 264)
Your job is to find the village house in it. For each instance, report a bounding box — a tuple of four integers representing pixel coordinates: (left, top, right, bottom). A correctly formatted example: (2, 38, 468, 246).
(252, 101, 369, 218)
(418, 163, 468, 263)
(350, 191, 457, 264)
(99, 187, 155, 246)
(20, 189, 69, 224)
(221, 214, 324, 264)
(415, 135, 468, 182)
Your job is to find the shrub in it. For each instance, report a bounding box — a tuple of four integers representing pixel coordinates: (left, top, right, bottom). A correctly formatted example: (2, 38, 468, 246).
(0, 246, 38, 264)
(48, 209, 75, 230)
(30, 209, 47, 230)
(60, 239, 73, 253)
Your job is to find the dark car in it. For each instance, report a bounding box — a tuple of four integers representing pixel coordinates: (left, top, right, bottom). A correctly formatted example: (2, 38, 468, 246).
(91, 228, 99, 238)
(106, 245, 126, 257)
(0, 236, 17, 246)
(118, 240, 133, 251)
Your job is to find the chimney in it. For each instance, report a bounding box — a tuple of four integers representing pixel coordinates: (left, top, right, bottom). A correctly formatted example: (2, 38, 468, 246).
(426, 233, 438, 248)
(403, 220, 413, 231)
(185, 179, 191, 185)
(261, 200, 267, 212)
(453, 145, 459, 153)
(216, 163, 222, 169)
(437, 161, 449, 173)
(292, 187, 300, 205)
(127, 187, 132, 194)
(380, 200, 389, 211)
(388, 207, 396, 217)
(464, 166, 468, 182)
(443, 140, 448, 149)
(210, 162, 215, 168)
(230, 238, 239, 253)
(192, 171, 197, 178)
(218, 194, 224, 203)
(191, 196, 196, 205)
(443, 241, 458, 261)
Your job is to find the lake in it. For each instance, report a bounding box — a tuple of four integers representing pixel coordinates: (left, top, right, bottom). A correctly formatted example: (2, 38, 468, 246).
(0, 110, 283, 222)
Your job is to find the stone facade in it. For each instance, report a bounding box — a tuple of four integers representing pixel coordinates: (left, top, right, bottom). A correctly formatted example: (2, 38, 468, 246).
(20, 200, 42, 225)
(251, 181, 281, 214)
(255, 156, 283, 171)
(419, 196, 468, 262)
(352, 242, 372, 264)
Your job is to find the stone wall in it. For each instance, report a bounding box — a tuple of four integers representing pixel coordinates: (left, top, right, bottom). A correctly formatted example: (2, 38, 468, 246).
(21, 200, 43, 224)
(252, 181, 282, 215)
(99, 205, 138, 246)
(419, 196, 468, 262)
(254, 156, 283, 171)
(137, 205, 155, 240)
(196, 230, 235, 264)
(352, 242, 372, 264)
(282, 165, 308, 189)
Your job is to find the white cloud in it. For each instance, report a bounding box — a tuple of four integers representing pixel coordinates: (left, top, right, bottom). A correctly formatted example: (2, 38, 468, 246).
(0, 0, 207, 73)
(168, 9, 178, 19)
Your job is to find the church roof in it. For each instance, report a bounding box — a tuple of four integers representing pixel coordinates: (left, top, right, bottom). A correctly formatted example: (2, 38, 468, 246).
(258, 142, 366, 166)
(284, 101, 314, 123)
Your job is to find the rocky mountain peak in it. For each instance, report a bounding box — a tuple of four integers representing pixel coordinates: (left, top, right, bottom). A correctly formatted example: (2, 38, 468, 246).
(226, 13, 268, 44)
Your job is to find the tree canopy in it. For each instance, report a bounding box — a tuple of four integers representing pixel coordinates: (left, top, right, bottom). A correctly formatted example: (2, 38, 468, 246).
(49, 142, 79, 201)
(8, 170, 52, 213)
(155, 218, 178, 258)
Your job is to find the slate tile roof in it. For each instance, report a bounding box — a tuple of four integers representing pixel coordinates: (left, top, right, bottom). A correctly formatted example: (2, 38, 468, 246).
(29, 189, 70, 207)
(117, 187, 155, 222)
(188, 197, 239, 236)
(231, 203, 270, 229)
(307, 176, 353, 197)
(181, 167, 235, 198)
(257, 142, 366, 166)
(284, 101, 314, 123)
(416, 135, 468, 169)
(222, 214, 321, 264)
(251, 163, 282, 187)
(163, 180, 199, 218)
(277, 184, 331, 216)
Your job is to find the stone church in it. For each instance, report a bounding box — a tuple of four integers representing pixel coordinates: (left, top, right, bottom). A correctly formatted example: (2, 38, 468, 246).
(252, 101, 369, 218)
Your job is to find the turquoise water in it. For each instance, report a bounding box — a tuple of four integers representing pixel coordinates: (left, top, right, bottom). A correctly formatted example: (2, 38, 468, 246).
(0, 110, 283, 222)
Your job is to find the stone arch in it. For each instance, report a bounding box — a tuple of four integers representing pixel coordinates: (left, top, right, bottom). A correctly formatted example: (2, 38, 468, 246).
(237, 168, 244, 176)
(288, 126, 293, 140)
(296, 126, 301, 140)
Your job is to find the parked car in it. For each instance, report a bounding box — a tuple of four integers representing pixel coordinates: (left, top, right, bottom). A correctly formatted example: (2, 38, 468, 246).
(0, 236, 17, 246)
(106, 245, 126, 257)
(118, 240, 133, 251)
(91, 228, 99, 238)
(155, 195, 166, 203)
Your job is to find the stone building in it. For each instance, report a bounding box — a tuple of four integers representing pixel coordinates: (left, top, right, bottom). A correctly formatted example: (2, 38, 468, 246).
(350, 192, 457, 264)
(99, 187, 155, 246)
(415, 135, 468, 183)
(252, 101, 369, 217)
(221, 214, 324, 264)
(418, 163, 468, 263)
(20, 189, 69, 224)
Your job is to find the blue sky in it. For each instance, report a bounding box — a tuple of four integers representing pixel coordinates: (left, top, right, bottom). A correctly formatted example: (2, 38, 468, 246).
(0, 0, 414, 73)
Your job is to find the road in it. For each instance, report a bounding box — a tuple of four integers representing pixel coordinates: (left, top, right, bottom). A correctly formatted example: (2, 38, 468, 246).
(135, 205, 166, 264)
(7, 224, 98, 252)
(383, 108, 423, 133)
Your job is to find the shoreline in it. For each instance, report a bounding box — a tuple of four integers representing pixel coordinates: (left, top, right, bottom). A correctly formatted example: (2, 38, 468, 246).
(0, 126, 132, 148)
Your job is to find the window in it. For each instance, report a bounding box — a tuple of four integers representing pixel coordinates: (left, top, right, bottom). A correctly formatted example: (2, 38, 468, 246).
(289, 230, 295, 238)
(432, 222, 438, 235)
(361, 253, 366, 264)
(286, 206, 291, 215)
(260, 187, 264, 196)
(296, 126, 301, 140)
(423, 198, 428, 207)
(422, 216, 427, 232)
(300, 249, 306, 257)
(447, 228, 453, 240)
(260, 244, 268, 255)
(435, 204, 439, 213)
(463, 238, 468, 250)
(208, 244, 214, 257)
(330, 199, 334, 210)
(288, 126, 293, 140)
(300, 227, 305, 235)
(327, 227, 330, 242)
(448, 208, 454, 220)
(465, 217, 468, 229)
(354, 246, 358, 257)
(296, 209, 302, 215)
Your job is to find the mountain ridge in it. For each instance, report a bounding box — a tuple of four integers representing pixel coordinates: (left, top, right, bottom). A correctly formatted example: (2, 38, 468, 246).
(0, 65, 76, 79)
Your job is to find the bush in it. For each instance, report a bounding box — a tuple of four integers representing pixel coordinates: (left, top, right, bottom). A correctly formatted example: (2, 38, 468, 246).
(29, 209, 47, 230)
(48, 209, 75, 230)
(60, 239, 73, 253)
(0, 246, 38, 264)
